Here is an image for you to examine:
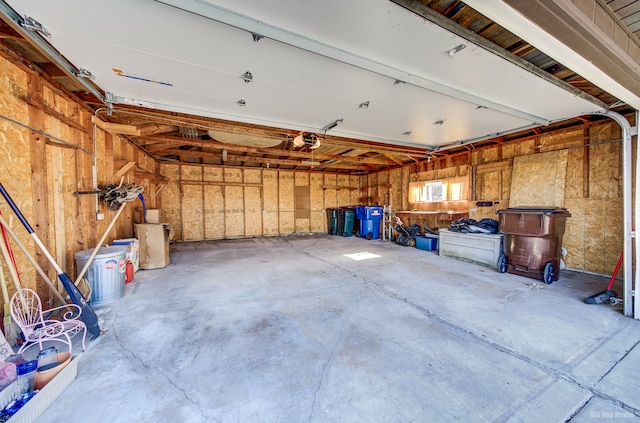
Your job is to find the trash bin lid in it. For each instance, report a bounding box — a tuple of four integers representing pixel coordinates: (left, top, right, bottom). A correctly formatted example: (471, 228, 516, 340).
(75, 245, 127, 260)
(497, 207, 570, 216)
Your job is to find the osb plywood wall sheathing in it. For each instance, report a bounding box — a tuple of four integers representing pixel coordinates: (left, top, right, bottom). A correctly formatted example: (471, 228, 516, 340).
(510, 150, 568, 207)
(310, 173, 324, 233)
(244, 169, 263, 237)
(279, 171, 295, 235)
(0, 52, 157, 305)
(295, 172, 310, 233)
(159, 165, 367, 240)
(468, 121, 625, 275)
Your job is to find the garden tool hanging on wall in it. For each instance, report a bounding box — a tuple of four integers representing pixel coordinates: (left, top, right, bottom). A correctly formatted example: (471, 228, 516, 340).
(74, 182, 144, 292)
(74, 183, 144, 211)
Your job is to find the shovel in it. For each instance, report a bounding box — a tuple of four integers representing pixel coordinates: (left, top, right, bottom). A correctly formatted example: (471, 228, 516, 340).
(0, 183, 101, 339)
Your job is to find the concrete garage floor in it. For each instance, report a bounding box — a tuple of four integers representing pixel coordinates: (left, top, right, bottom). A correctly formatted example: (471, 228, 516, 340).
(36, 235, 640, 422)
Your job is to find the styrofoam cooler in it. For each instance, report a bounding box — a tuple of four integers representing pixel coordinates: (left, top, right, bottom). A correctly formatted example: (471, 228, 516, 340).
(75, 246, 127, 306)
(113, 238, 140, 272)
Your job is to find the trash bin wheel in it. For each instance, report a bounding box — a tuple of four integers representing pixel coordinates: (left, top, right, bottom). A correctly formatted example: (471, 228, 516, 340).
(498, 254, 507, 273)
(365, 232, 373, 240)
(342, 231, 349, 237)
(543, 262, 555, 284)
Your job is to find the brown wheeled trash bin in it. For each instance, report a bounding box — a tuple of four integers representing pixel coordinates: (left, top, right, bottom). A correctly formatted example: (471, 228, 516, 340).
(496, 207, 571, 284)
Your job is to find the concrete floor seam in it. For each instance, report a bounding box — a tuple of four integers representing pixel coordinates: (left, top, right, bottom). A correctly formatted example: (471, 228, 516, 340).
(565, 395, 595, 422)
(111, 322, 211, 422)
(308, 303, 351, 422)
(308, 282, 366, 422)
(35, 237, 639, 422)
(363, 279, 640, 418)
(172, 238, 640, 419)
(595, 338, 640, 384)
(496, 380, 592, 422)
(278, 238, 631, 411)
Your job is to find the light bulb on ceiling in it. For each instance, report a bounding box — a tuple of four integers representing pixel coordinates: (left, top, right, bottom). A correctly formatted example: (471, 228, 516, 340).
(293, 134, 304, 148)
(309, 137, 321, 149)
(293, 133, 321, 149)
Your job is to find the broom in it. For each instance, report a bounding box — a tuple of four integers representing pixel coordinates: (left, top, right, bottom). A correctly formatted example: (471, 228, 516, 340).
(584, 253, 622, 304)
(0, 259, 20, 346)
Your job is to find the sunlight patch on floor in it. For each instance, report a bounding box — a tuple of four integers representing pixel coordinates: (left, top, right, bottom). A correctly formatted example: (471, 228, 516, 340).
(343, 252, 381, 261)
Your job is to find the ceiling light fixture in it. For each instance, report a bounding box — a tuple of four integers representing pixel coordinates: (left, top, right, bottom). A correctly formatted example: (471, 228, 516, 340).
(242, 71, 253, 83)
(293, 133, 321, 149)
(359, 101, 370, 109)
(425, 146, 439, 163)
(403, 131, 412, 135)
(238, 99, 246, 106)
(433, 119, 445, 125)
(251, 33, 263, 42)
(448, 44, 467, 57)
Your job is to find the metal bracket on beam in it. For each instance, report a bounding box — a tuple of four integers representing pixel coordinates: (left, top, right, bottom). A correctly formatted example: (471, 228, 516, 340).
(77, 68, 95, 80)
(105, 92, 120, 104)
(20, 15, 49, 37)
(0, 2, 106, 105)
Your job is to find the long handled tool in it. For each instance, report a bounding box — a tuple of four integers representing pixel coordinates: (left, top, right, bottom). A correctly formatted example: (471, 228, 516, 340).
(0, 183, 101, 339)
(584, 253, 622, 304)
(0, 214, 66, 305)
(74, 201, 127, 286)
(0, 260, 19, 346)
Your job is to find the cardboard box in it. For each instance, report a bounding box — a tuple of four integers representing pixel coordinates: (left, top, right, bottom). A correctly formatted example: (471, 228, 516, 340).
(112, 238, 140, 272)
(135, 224, 170, 269)
(134, 208, 162, 224)
(145, 209, 161, 224)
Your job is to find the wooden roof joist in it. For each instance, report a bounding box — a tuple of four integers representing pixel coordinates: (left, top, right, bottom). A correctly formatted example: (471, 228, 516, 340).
(141, 135, 398, 166)
(156, 148, 371, 171)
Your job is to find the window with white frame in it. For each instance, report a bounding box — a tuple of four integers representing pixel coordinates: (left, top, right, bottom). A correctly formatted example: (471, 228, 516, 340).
(409, 177, 468, 203)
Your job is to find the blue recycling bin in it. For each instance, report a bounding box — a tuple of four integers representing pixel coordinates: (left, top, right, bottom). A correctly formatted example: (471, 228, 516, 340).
(355, 206, 383, 240)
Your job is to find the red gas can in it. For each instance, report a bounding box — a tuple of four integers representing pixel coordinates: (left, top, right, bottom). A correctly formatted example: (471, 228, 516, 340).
(125, 260, 134, 284)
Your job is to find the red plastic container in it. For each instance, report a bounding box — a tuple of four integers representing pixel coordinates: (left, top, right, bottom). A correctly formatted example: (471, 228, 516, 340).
(125, 261, 134, 284)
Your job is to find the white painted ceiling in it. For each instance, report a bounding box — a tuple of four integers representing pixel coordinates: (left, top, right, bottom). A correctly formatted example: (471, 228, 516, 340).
(5, 0, 607, 149)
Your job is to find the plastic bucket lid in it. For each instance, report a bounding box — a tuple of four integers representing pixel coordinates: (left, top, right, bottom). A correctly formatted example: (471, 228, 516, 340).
(75, 245, 127, 260)
(17, 360, 37, 375)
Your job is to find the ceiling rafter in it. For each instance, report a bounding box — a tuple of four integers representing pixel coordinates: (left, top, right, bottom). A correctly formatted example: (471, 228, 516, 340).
(156, 148, 371, 170)
(137, 135, 400, 165)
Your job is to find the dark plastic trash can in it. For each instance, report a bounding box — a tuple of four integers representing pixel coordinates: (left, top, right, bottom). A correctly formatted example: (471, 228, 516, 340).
(336, 208, 346, 236)
(348, 207, 360, 237)
(497, 207, 571, 284)
(326, 208, 338, 235)
(342, 208, 356, 237)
